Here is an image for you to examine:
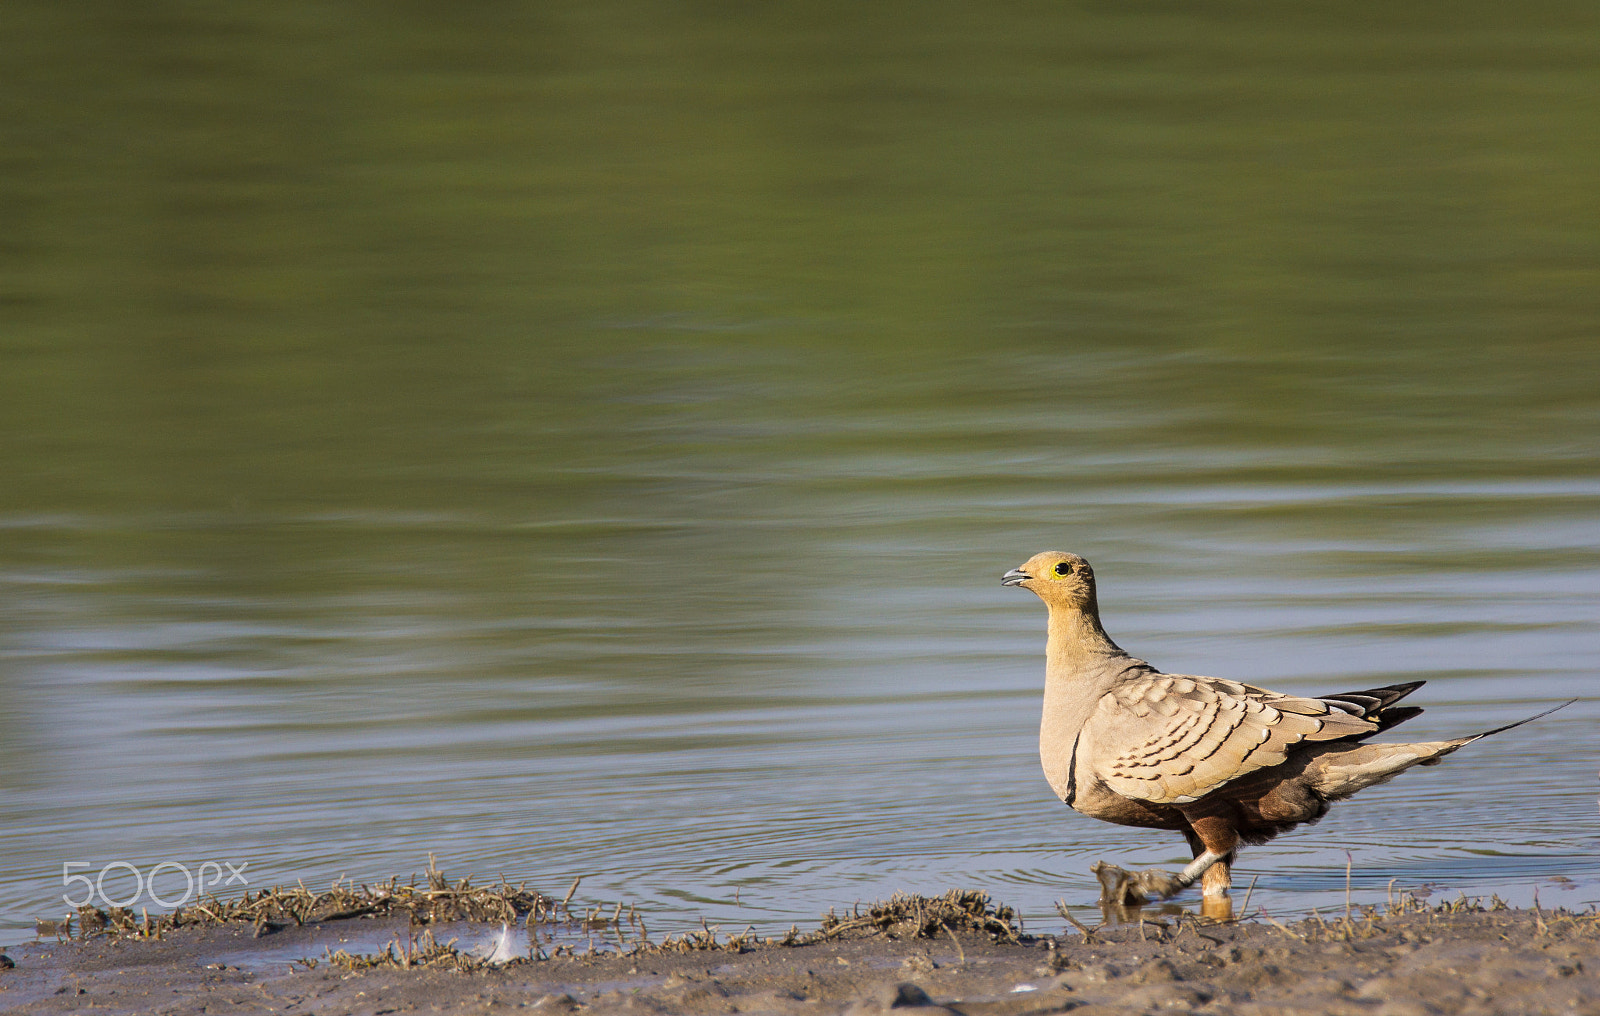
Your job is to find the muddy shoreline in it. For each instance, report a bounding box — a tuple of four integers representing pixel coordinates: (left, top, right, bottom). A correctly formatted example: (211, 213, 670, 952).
(2, 896, 1596, 1015)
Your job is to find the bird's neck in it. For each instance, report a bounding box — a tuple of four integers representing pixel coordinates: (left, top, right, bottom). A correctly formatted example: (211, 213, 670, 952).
(1043, 600, 1125, 671)
(1038, 601, 1131, 801)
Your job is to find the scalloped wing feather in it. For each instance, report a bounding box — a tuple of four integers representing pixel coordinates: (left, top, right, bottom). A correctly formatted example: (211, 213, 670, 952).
(1087, 675, 1381, 804)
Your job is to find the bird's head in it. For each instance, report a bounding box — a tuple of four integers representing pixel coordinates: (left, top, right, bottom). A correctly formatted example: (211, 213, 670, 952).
(1001, 551, 1097, 610)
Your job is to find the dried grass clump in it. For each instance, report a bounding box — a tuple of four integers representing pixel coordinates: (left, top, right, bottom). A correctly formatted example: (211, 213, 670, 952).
(632, 889, 1020, 957)
(308, 928, 503, 973)
(1236, 882, 1600, 945)
(807, 890, 1020, 944)
(641, 918, 762, 954)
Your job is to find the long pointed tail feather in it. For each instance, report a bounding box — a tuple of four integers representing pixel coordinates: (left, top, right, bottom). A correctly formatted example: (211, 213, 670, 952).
(1311, 698, 1576, 794)
(1462, 698, 1577, 742)
(1415, 697, 1577, 766)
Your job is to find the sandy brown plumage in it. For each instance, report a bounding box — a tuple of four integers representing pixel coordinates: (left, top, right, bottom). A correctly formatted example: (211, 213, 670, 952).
(1002, 550, 1570, 904)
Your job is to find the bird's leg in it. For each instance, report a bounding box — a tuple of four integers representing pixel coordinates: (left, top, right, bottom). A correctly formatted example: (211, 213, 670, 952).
(1092, 818, 1240, 906)
(1201, 853, 1234, 897)
(1186, 821, 1236, 897)
(1189, 815, 1239, 898)
(1093, 855, 1221, 905)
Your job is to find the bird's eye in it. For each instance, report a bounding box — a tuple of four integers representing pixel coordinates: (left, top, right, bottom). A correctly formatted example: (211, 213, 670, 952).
(1053, 562, 1072, 576)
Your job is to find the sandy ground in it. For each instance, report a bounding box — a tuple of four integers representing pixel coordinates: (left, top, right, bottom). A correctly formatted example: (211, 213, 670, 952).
(2, 902, 1597, 1015)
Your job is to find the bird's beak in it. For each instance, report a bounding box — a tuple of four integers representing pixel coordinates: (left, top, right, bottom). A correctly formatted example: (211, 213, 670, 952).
(1001, 567, 1030, 587)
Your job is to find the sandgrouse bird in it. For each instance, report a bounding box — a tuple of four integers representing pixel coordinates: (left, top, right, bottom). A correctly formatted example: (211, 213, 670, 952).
(1003, 550, 1569, 905)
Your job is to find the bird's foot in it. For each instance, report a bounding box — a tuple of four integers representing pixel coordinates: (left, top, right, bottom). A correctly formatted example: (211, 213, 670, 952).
(1091, 861, 1185, 905)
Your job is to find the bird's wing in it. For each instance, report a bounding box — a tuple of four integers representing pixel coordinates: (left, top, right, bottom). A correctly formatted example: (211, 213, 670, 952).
(1083, 674, 1380, 805)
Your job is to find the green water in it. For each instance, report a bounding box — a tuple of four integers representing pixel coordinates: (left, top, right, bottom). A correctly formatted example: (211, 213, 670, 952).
(2, 3, 1598, 943)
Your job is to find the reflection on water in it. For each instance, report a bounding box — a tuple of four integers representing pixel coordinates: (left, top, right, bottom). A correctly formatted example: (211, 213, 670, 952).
(2, 3, 1599, 946)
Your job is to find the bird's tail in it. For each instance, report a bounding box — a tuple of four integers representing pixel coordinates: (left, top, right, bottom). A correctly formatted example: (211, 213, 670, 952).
(1308, 698, 1575, 800)
(1448, 698, 1577, 745)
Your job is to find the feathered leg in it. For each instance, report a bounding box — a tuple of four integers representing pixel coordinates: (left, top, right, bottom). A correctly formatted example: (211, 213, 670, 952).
(1093, 816, 1239, 905)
